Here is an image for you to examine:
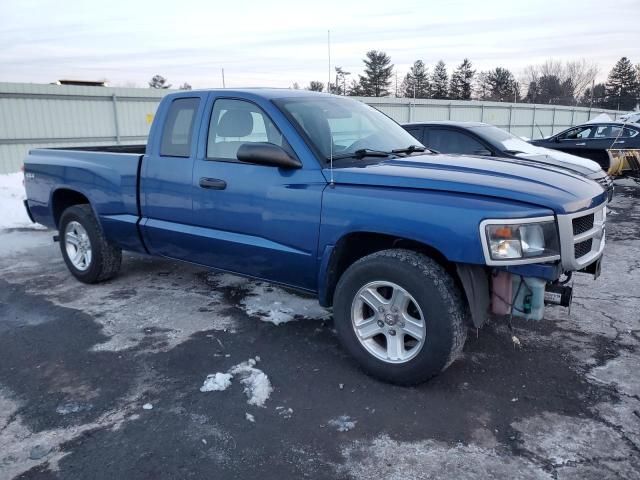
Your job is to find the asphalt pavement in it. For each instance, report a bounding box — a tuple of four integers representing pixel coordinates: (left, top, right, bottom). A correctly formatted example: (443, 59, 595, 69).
(1, 179, 639, 479)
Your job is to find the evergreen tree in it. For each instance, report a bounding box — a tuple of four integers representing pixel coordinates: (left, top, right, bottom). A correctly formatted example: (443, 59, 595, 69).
(332, 67, 350, 95)
(347, 79, 365, 96)
(179, 82, 192, 90)
(486, 67, 519, 102)
(526, 75, 573, 104)
(605, 57, 639, 110)
(431, 60, 449, 99)
(401, 60, 430, 98)
(307, 81, 325, 92)
(475, 71, 491, 100)
(358, 50, 394, 97)
(449, 59, 475, 100)
(580, 82, 607, 108)
(149, 75, 171, 89)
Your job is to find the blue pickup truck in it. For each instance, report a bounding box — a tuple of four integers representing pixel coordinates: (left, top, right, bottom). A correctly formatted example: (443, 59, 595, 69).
(23, 89, 607, 384)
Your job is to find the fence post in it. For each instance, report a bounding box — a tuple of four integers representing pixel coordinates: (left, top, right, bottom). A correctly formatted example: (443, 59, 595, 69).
(480, 104, 485, 122)
(448, 102, 452, 120)
(570, 108, 575, 127)
(531, 105, 536, 138)
(508, 105, 513, 132)
(111, 94, 121, 144)
(551, 107, 556, 135)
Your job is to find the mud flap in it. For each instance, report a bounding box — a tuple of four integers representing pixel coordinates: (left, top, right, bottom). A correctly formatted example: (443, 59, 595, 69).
(456, 264, 490, 328)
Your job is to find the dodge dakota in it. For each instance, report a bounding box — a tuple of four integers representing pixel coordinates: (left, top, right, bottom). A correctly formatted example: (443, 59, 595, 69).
(23, 89, 607, 384)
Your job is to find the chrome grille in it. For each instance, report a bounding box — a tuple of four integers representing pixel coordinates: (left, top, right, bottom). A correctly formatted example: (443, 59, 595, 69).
(557, 203, 606, 270)
(574, 239, 593, 259)
(572, 214, 594, 235)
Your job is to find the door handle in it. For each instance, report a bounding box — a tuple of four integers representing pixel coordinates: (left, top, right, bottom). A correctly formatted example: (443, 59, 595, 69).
(576, 142, 586, 146)
(614, 140, 625, 144)
(199, 177, 227, 190)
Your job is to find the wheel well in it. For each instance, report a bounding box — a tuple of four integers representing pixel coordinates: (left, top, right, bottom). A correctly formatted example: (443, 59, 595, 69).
(323, 232, 458, 307)
(52, 189, 90, 227)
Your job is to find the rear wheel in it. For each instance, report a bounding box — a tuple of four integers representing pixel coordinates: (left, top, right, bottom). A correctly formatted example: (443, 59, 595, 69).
(59, 205, 122, 283)
(333, 249, 468, 385)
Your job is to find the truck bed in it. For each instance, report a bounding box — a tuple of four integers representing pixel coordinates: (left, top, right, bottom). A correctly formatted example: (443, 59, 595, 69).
(47, 144, 146, 154)
(24, 147, 146, 251)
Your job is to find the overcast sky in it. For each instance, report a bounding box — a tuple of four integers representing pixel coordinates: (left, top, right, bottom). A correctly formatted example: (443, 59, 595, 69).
(1, 0, 639, 89)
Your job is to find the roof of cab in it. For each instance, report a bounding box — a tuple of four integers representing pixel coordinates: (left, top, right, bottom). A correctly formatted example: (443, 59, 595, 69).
(402, 120, 490, 128)
(167, 88, 334, 101)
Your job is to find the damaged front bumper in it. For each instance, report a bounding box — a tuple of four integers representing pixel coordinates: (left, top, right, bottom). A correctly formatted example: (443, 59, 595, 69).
(458, 202, 606, 326)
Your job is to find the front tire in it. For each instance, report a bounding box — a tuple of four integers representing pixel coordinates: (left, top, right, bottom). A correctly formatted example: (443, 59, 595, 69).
(59, 204, 122, 284)
(333, 249, 468, 385)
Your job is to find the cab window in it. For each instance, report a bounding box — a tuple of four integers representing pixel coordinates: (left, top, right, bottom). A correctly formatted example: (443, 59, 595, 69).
(207, 99, 287, 161)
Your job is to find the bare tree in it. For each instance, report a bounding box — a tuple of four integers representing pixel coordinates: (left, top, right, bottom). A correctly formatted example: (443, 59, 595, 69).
(566, 59, 599, 101)
(521, 59, 598, 105)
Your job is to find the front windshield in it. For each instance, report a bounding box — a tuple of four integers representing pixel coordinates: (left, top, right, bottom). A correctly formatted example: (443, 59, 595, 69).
(274, 96, 423, 160)
(473, 125, 542, 155)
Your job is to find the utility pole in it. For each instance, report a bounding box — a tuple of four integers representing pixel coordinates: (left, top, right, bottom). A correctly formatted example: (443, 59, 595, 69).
(221, 68, 226, 88)
(395, 71, 398, 97)
(327, 30, 331, 93)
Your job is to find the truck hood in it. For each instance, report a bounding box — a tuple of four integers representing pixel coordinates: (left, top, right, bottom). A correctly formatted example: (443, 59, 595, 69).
(512, 147, 602, 176)
(326, 153, 606, 215)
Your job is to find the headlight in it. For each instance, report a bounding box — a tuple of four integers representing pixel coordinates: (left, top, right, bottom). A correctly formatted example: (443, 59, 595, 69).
(481, 218, 560, 264)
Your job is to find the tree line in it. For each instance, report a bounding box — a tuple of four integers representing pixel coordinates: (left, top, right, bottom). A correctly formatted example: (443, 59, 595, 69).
(302, 52, 640, 110)
(147, 53, 640, 111)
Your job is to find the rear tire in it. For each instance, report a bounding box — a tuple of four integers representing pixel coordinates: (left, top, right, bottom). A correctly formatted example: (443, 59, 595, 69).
(59, 204, 122, 284)
(333, 249, 468, 385)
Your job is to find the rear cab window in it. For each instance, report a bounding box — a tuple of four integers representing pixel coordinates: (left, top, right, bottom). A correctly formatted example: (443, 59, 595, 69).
(160, 97, 200, 157)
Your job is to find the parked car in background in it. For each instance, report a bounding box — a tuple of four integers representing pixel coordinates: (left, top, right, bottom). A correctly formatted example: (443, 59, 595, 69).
(530, 122, 640, 176)
(402, 121, 614, 201)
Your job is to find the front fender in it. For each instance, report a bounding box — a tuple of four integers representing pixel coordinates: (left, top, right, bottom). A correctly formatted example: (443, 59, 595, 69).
(319, 184, 554, 265)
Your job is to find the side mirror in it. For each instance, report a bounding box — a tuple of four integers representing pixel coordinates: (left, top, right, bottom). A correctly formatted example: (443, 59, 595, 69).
(236, 143, 302, 169)
(474, 149, 493, 156)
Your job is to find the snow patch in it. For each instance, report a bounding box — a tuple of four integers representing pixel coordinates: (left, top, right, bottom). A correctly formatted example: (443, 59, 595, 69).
(276, 406, 293, 419)
(200, 373, 233, 392)
(240, 283, 330, 325)
(328, 415, 356, 432)
(340, 434, 550, 480)
(511, 412, 631, 465)
(245, 413, 255, 423)
(200, 357, 273, 407)
(142, 403, 153, 410)
(230, 358, 273, 407)
(0, 173, 45, 230)
(587, 352, 640, 397)
(55, 402, 93, 415)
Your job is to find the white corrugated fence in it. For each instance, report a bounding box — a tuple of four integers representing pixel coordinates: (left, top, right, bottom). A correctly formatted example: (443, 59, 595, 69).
(0, 82, 621, 174)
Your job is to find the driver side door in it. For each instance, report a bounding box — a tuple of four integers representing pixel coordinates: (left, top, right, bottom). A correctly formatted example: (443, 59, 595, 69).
(554, 125, 595, 157)
(190, 96, 326, 290)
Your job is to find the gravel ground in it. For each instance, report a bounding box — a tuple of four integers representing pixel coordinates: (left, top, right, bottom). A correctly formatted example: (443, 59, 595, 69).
(0, 179, 639, 480)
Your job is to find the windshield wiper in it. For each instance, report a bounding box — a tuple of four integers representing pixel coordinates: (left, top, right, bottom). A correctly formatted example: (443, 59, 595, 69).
(392, 145, 439, 155)
(330, 148, 392, 161)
